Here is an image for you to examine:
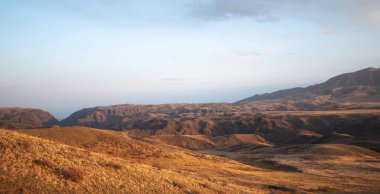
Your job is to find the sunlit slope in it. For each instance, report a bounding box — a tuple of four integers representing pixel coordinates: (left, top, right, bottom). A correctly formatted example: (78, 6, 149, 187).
(18, 127, 274, 192)
(20, 126, 181, 160)
(199, 143, 380, 193)
(16, 126, 380, 193)
(1, 129, 265, 193)
(149, 133, 270, 149)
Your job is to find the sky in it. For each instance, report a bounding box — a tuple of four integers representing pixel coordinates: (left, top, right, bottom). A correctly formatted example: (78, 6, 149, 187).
(0, 0, 380, 119)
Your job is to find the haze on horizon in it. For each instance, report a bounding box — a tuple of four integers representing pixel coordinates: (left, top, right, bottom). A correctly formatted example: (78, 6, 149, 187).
(1, 0, 380, 119)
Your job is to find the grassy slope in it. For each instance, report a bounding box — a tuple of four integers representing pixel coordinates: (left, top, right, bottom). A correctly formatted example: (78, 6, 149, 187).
(199, 143, 380, 193)
(19, 127, 270, 192)
(20, 126, 180, 160)
(13, 126, 380, 193)
(149, 133, 270, 149)
(1, 129, 263, 194)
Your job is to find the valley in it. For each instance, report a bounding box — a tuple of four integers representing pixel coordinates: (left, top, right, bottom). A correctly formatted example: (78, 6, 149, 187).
(1, 67, 380, 193)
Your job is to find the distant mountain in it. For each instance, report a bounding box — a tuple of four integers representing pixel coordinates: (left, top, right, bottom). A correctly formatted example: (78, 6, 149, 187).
(236, 67, 380, 104)
(60, 103, 380, 152)
(57, 68, 380, 151)
(0, 107, 59, 129)
(3, 67, 380, 142)
(60, 103, 236, 133)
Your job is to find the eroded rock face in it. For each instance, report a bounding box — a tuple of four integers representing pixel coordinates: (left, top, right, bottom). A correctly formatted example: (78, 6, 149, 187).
(0, 108, 59, 129)
(61, 104, 380, 140)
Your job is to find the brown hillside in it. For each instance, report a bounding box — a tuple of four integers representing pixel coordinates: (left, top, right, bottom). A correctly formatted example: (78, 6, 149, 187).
(148, 134, 215, 149)
(13, 126, 380, 193)
(212, 134, 269, 147)
(149, 133, 270, 149)
(237, 67, 380, 103)
(59, 107, 380, 153)
(199, 143, 380, 193)
(0, 107, 59, 129)
(1, 129, 268, 194)
(19, 126, 179, 160)
(60, 102, 380, 139)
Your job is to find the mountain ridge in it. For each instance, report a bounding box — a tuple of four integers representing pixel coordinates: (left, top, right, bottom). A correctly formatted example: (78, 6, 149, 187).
(1, 67, 379, 135)
(236, 67, 380, 103)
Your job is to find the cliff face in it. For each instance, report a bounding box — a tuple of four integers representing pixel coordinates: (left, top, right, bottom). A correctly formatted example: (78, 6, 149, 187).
(0, 108, 59, 129)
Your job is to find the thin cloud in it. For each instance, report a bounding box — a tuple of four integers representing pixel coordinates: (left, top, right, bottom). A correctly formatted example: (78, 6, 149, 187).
(187, 0, 280, 22)
(187, 0, 380, 26)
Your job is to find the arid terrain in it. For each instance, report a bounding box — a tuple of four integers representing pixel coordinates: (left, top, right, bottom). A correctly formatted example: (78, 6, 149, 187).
(0, 126, 379, 193)
(1, 67, 380, 193)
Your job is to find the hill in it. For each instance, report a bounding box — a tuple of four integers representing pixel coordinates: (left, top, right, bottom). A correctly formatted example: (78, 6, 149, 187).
(57, 68, 380, 141)
(148, 133, 270, 149)
(237, 67, 380, 104)
(60, 106, 380, 152)
(0, 107, 59, 129)
(2, 128, 268, 193)
(19, 126, 180, 160)
(3, 127, 380, 193)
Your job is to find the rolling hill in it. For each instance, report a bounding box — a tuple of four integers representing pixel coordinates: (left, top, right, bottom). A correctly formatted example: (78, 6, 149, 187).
(3, 128, 267, 193)
(0, 107, 59, 129)
(60, 106, 380, 152)
(1, 127, 379, 193)
(237, 67, 380, 104)
(147, 133, 270, 149)
(54, 69, 380, 147)
(1, 67, 380, 193)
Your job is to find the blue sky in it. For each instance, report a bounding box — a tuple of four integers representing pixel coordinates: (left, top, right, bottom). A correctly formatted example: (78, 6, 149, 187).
(1, 0, 380, 119)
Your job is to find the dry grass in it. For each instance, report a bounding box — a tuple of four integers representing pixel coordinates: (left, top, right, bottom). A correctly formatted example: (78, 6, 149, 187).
(151, 161, 171, 170)
(1, 129, 265, 193)
(199, 143, 380, 194)
(10, 126, 380, 194)
(33, 159, 54, 168)
(59, 167, 84, 182)
(172, 181, 186, 189)
(19, 126, 177, 160)
(18, 140, 33, 151)
(150, 133, 270, 149)
(101, 162, 122, 170)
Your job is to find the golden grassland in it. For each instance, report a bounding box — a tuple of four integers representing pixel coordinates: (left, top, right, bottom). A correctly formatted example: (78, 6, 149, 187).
(1, 126, 379, 193)
(148, 133, 270, 149)
(1, 129, 265, 193)
(199, 143, 380, 193)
